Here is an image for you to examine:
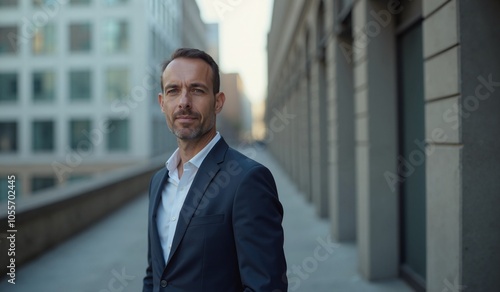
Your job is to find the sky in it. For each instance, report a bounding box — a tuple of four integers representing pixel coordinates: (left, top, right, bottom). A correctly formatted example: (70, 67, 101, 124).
(195, 0, 274, 104)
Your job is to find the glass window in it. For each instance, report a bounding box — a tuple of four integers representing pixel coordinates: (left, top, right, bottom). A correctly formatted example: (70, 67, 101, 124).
(69, 0, 90, 5)
(104, 0, 127, 6)
(31, 176, 55, 192)
(69, 70, 91, 101)
(107, 119, 129, 151)
(103, 20, 128, 53)
(33, 23, 56, 54)
(0, 73, 18, 102)
(0, 0, 18, 7)
(32, 0, 58, 7)
(67, 174, 91, 183)
(33, 71, 56, 102)
(0, 26, 18, 54)
(105, 68, 129, 100)
(33, 120, 54, 151)
(69, 119, 91, 150)
(69, 23, 91, 52)
(0, 122, 17, 152)
(31, 0, 64, 7)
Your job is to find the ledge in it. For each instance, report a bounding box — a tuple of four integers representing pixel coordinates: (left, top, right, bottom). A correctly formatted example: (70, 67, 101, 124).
(0, 154, 167, 277)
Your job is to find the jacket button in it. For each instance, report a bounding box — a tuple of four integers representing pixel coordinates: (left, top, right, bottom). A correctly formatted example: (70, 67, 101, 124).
(160, 280, 168, 287)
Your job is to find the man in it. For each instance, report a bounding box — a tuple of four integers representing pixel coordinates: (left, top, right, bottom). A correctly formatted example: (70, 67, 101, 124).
(143, 48, 287, 292)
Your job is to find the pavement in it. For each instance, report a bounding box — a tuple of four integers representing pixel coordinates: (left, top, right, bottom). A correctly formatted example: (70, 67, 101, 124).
(0, 146, 414, 292)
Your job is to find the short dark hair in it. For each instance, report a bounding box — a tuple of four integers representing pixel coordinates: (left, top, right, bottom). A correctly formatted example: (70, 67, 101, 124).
(160, 48, 220, 94)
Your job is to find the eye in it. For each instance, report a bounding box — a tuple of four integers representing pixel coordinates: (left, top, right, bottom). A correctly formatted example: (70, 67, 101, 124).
(166, 88, 179, 95)
(192, 88, 205, 94)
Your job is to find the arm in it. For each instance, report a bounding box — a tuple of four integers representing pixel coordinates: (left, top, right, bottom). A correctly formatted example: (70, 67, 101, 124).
(142, 227, 154, 292)
(233, 165, 288, 292)
(143, 175, 156, 292)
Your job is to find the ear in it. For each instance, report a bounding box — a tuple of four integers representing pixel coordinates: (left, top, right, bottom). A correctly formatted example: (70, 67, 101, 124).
(215, 92, 225, 114)
(158, 93, 164, 112)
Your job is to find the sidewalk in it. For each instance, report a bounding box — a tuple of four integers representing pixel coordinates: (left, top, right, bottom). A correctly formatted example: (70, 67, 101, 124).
(0, 146, 413, 292)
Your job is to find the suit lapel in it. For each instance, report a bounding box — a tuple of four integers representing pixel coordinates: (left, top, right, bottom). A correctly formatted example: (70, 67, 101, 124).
(166, 138, 228, 266)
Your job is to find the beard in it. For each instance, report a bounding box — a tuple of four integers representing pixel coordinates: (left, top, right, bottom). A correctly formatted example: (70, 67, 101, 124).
(169, 109, 214, 140)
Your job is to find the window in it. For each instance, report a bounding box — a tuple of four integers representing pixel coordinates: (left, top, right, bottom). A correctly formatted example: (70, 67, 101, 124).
(33, 120, 54, 151)
(31, 176, 55, 192)
(67, 174, 91, 183)
(69, 0, 90, 5)
(0, 122, 17, 152)
(69, 119, 91, 150)
(0, 0, 18, 7)
(33, 71, 55, 102)
(32, 0, 59, 6)
(103, 20, 128, 53)
(105, 68, 129, 100)
(0, 26, 18, 54)
(104, 0, 127, 6)
(69, 23, 91, 52)
(0, 73, 18, 102)
(107, 119, 129, 151)
(69, 70, 91, 101)
(33, 23, 56, 54)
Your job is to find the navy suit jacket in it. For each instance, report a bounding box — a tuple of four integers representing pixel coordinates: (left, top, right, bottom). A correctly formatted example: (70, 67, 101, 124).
(143, 138, 287, 291)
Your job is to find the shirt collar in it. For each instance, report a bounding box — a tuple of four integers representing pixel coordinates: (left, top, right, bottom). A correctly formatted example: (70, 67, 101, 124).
(165, 132, 221, 172)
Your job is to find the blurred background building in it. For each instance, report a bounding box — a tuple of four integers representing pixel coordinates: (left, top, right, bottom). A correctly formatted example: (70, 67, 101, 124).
(218, 72, 253, 144)
(0, 0, 251, 198)
(266, 0, 500, 291)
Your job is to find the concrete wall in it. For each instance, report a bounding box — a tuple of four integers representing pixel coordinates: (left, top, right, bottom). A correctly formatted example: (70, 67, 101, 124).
(424, 0, 500, 290)
(0, 157, 165, 277)
(458, 2, 500, 289)
(422, 1, 461, 290)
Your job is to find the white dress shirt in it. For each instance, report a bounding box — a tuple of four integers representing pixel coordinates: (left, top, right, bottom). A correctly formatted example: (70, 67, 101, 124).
(156, 132, 221, 263)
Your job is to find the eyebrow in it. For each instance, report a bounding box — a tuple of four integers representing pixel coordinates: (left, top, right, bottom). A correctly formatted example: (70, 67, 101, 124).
(164, 84, 178, 91)
(163, 82, 210, 92)
(189, 83, 209, 90)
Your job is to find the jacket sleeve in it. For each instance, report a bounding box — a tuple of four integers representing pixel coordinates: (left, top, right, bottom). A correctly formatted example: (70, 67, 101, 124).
(233, 165, 288, 292)
(142, 227, 154, 292)
(143, 174, 156, 292)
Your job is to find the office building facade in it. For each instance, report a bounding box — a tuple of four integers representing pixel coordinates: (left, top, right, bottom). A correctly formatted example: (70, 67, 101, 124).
(0, 0, 207, 195)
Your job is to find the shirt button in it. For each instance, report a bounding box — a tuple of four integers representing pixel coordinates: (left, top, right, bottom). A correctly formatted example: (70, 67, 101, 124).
(171, 216, 176, 221)
(169, 244, 172, 249)
(160, 279, 168, 287)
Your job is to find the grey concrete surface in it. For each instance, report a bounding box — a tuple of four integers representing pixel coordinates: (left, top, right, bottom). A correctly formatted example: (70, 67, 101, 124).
(0, 146, 414, 292)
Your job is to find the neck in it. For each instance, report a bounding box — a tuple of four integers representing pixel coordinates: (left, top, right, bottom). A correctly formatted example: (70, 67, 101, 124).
(177, 129, 216, 165)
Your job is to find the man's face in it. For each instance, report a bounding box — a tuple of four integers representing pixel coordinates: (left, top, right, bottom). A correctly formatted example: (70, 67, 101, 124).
(159, 58, 224, 141)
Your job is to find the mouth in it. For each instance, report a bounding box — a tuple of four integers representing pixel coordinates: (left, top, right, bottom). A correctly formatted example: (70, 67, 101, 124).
(175, 115, 198, 123)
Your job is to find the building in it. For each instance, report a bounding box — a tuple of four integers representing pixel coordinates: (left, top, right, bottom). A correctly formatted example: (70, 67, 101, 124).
(0, 0, 208, 196)
(180, 0, 206, 50)
(205, 23, 220, 64)
(266, 0, 500, 291)
(218, 72, 253, 144)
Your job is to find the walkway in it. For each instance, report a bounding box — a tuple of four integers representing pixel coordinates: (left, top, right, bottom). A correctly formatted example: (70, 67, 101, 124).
(0, 146, 413, 292)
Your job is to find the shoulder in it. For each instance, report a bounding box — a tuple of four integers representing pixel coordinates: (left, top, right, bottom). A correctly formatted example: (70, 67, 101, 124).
(225, 147, 264, 169)
(223, 147, 274, 180)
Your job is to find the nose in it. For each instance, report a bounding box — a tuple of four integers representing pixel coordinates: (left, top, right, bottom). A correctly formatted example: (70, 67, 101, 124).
(178, 89, 192, 109)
